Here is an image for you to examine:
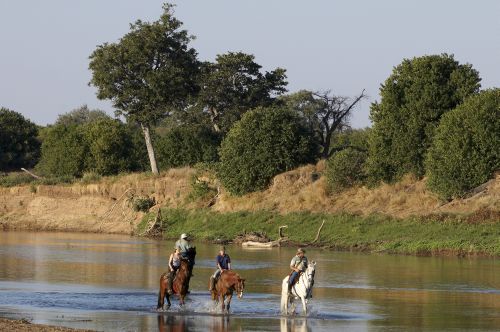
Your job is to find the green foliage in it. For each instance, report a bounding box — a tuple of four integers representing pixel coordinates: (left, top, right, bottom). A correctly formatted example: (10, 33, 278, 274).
(366, 54, 481, 184)
(0, 172, 35, 187)
(218, 106, 317, 195)
(197, 52, 287, 134)
(325, 148, 367, 192)
(83, 118, 133, 175)
(0, 108, 40, 171)
(88, 3, 199, 126)
(37, 125, 87, 177)
(56, 105, 110, 126)
(131, 196, 156, 212)
(426, 89, 500, 199)
(330, 128, 371, 153)
(37, 119, 143, 178)
(155, 125, 220, 170)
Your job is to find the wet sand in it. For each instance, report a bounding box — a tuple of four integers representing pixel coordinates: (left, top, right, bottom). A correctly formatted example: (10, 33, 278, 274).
(0, 318, 95, 332)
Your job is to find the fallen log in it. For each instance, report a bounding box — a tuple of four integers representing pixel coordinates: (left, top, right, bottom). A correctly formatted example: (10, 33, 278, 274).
(241, 225, 288, 248)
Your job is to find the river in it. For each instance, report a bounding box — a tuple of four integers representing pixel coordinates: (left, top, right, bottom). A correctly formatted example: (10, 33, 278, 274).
(0, 231, 498, 331)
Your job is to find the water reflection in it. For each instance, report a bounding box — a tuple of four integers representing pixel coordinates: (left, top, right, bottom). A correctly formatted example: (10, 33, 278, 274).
(0, 231, 499, 331)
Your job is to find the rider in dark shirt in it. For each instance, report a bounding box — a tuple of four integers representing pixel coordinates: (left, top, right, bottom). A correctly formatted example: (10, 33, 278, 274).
(209, 246, 231, 291)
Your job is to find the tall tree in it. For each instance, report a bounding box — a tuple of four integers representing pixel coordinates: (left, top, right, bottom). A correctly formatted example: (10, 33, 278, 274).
(366, 54, 481, 183)
(89, 3, 200, 174)
(0, 108, 40, 171)
(197, 52, 287, 134)
(281, 89, 366, 158)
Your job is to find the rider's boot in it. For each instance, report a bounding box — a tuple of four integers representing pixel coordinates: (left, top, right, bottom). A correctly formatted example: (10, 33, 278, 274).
(287, 282, 293, 296)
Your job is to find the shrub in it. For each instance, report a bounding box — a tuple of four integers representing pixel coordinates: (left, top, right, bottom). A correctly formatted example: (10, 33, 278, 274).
(218, 106, 317, 195)
(186, 175, 217, 203)
(131, 196, 156, 212)
(0, 172, 35, 187)
(325, 148, 367, 192)
(36, 125, 87, 177)
(366, 54, 481, 184)
(426, 89, 500, 199)
(155, 125, 220, 170)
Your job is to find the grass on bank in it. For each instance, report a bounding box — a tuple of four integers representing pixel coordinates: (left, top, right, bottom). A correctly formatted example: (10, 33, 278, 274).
(139, 208, 500, 256)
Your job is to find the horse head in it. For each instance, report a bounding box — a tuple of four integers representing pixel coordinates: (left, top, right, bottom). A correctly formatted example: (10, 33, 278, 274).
(236, 277, 245, 299)
(306, 261, 316, 282)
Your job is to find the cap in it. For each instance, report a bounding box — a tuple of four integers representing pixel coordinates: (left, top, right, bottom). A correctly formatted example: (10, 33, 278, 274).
(180, 233, 188, 239)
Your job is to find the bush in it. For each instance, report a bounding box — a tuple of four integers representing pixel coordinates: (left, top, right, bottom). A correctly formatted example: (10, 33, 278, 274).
(83, 118, 133, 175)
(0, 108, 40, 171)
(36, 125, 87, 177)
(186, 175, 217, 203)
(325, 148, 367, 192)
(155, 125, 220, 170)
(131, 196, 156, 212)
(0, 172, 35, 187)
(426, 89, 500, 199)
(366, 54, 481, 184)
(218, 106, 317, 195)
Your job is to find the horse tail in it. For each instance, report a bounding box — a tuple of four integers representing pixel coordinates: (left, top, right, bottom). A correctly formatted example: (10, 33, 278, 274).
(280, 276, 289, 314)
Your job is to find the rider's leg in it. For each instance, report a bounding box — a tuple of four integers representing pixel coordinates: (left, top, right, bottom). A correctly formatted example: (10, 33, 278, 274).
(288, 271, 298, 295)
(210, 270, 220, 291)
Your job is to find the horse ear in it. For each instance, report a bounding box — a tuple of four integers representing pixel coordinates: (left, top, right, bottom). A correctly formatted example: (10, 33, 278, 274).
(311, 260, 316, 265)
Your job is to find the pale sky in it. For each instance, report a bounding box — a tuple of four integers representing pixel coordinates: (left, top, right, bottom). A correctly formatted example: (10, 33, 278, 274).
(1, 1, 499, 128)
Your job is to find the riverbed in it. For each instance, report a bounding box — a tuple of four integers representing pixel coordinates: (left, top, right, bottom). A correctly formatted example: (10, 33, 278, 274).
(0, 231, 498, 331)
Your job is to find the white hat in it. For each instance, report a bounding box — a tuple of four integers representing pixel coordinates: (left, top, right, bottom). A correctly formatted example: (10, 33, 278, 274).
(180, 233, 188, 239)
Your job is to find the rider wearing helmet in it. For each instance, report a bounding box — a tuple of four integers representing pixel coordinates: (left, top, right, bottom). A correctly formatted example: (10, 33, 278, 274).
(288, 248, 308, 295)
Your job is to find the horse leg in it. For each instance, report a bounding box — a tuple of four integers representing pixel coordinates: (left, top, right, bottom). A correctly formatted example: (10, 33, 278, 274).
(301, 296, 307, 315)
(220, 293, 225, 312)
(165, 293, 171, 309)
(226, 293, 233, 313)
(157, 288, 164, 310)
(281, 279, 289, 315)
(179, 293, 185, 307)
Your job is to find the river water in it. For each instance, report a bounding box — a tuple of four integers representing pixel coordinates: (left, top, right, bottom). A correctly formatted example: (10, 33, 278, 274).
(0, 231, 498, 331)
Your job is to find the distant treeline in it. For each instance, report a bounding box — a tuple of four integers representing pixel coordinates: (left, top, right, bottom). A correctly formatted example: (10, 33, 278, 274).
(1, 3, 498, 200)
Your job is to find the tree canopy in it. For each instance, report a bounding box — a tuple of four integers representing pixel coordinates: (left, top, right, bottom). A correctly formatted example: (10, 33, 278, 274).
(0, 108, 40, 171)
(197, 52, 287, 134)
(366, 54, 481, 183)
(56, 105, 110, 126)
(88, 3, 200, 174)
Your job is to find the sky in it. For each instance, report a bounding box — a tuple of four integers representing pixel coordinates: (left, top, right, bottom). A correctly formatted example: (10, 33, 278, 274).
(0, 0, 499, 129)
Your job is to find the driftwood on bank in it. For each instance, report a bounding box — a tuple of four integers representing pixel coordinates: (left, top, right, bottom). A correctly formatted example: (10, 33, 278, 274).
(241, 225, 288, 248)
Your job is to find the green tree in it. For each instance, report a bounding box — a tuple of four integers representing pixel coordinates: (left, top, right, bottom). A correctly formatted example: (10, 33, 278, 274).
(197, 52, 287, 134)
(325, 148, 367, 192)
(426, 89, 500, 199)
(89, 3, 200, 174)
(155, 125, 220, 170)
(218, 106, 317, 195)
(56, 105, 110, 126)
(366, 54, 481, 184)
(83, 118, 133, 175)
(37, 125, 87, 177)
(0, 108, 40, 171)
(281, 89, 366, 158)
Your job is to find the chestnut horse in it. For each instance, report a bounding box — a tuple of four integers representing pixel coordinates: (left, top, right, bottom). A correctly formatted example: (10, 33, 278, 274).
(209, 270, 245, 312)
(157, 258, 191, 310)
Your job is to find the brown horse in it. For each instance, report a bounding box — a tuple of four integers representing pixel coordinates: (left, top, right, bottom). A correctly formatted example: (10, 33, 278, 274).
(157, 258, 191, 310)
(209, 270, 245, 312)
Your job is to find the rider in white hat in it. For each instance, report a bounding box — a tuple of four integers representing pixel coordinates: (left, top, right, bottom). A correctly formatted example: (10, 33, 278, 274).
(175, 233, 192, 259)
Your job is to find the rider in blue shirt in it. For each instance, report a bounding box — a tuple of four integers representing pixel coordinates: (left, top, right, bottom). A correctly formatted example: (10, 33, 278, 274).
(209, 246, 231, 291)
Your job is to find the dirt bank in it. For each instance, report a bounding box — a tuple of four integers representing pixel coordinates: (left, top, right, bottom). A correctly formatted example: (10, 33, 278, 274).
(0, 165, 498, 235)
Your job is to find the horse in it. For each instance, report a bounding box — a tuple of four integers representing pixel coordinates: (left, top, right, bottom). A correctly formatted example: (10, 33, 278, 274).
(209, 270, 245, 313)
(157, 247, 196, 310)
(280, 261, 316, 315)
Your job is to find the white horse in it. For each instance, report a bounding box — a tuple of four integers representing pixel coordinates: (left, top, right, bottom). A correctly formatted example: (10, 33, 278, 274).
(280, 261, 316, 315)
